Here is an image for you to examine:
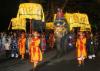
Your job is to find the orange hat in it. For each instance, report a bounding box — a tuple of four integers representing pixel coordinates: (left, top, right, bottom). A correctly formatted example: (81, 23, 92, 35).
(78, 31, 83, 36)
(33, 31, 39, 37)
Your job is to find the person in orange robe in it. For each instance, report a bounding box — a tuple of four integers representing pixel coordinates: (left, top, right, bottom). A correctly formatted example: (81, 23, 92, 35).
(76, 32, 87, 66)
(29, 31, 42, 71)
(18, 33, 26, 60)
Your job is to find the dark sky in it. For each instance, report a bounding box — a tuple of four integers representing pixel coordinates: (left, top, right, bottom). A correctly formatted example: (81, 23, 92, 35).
(0, 0, 18, 31)
(0, 0, 100, 31)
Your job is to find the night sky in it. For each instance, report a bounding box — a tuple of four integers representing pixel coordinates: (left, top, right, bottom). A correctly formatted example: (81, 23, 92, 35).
(0, 0, 18, 31)
(0, 0, 100, 32)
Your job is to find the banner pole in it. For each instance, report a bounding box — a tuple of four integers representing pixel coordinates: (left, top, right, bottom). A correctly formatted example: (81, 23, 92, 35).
(8, 21, 11, 30)
(30, 19, 32, 34)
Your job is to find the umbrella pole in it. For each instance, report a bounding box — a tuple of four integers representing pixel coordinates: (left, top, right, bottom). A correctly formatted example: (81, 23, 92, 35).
(8, 21, 11, 30)
(30, 19, 32, 34)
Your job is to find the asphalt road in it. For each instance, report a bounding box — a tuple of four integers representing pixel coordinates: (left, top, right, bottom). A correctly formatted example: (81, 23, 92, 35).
(0, 49, 100, 71)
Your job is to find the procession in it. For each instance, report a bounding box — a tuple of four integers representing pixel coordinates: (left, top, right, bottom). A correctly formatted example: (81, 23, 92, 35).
(0, 0, 100, 71)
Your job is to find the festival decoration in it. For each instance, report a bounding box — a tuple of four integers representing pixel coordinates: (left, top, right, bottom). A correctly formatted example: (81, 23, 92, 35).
(11, 17, 26, 30)
(65, 13, 91, 31)
(17, 3, 45, 22)
(46, 22, 54, 29)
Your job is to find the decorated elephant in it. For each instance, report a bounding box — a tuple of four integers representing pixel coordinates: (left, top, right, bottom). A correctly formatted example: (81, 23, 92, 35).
(54, 19, 69, 58)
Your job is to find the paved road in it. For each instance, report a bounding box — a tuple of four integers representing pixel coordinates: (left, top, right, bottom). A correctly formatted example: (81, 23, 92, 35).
(0, 49, 57, 71)
(39, 56, 100, 71)
(0, 49, 100, 71)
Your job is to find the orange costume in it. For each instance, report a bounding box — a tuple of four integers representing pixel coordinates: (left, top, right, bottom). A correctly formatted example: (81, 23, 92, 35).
(29, 37, 42, 62)
(76, 37, 87, 61)
(18, 36, 26, 56)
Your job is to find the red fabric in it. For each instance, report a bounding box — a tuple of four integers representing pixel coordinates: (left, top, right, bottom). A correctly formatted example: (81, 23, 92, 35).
(56, 12, 64, 19)
(80, 38, 83, 51)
